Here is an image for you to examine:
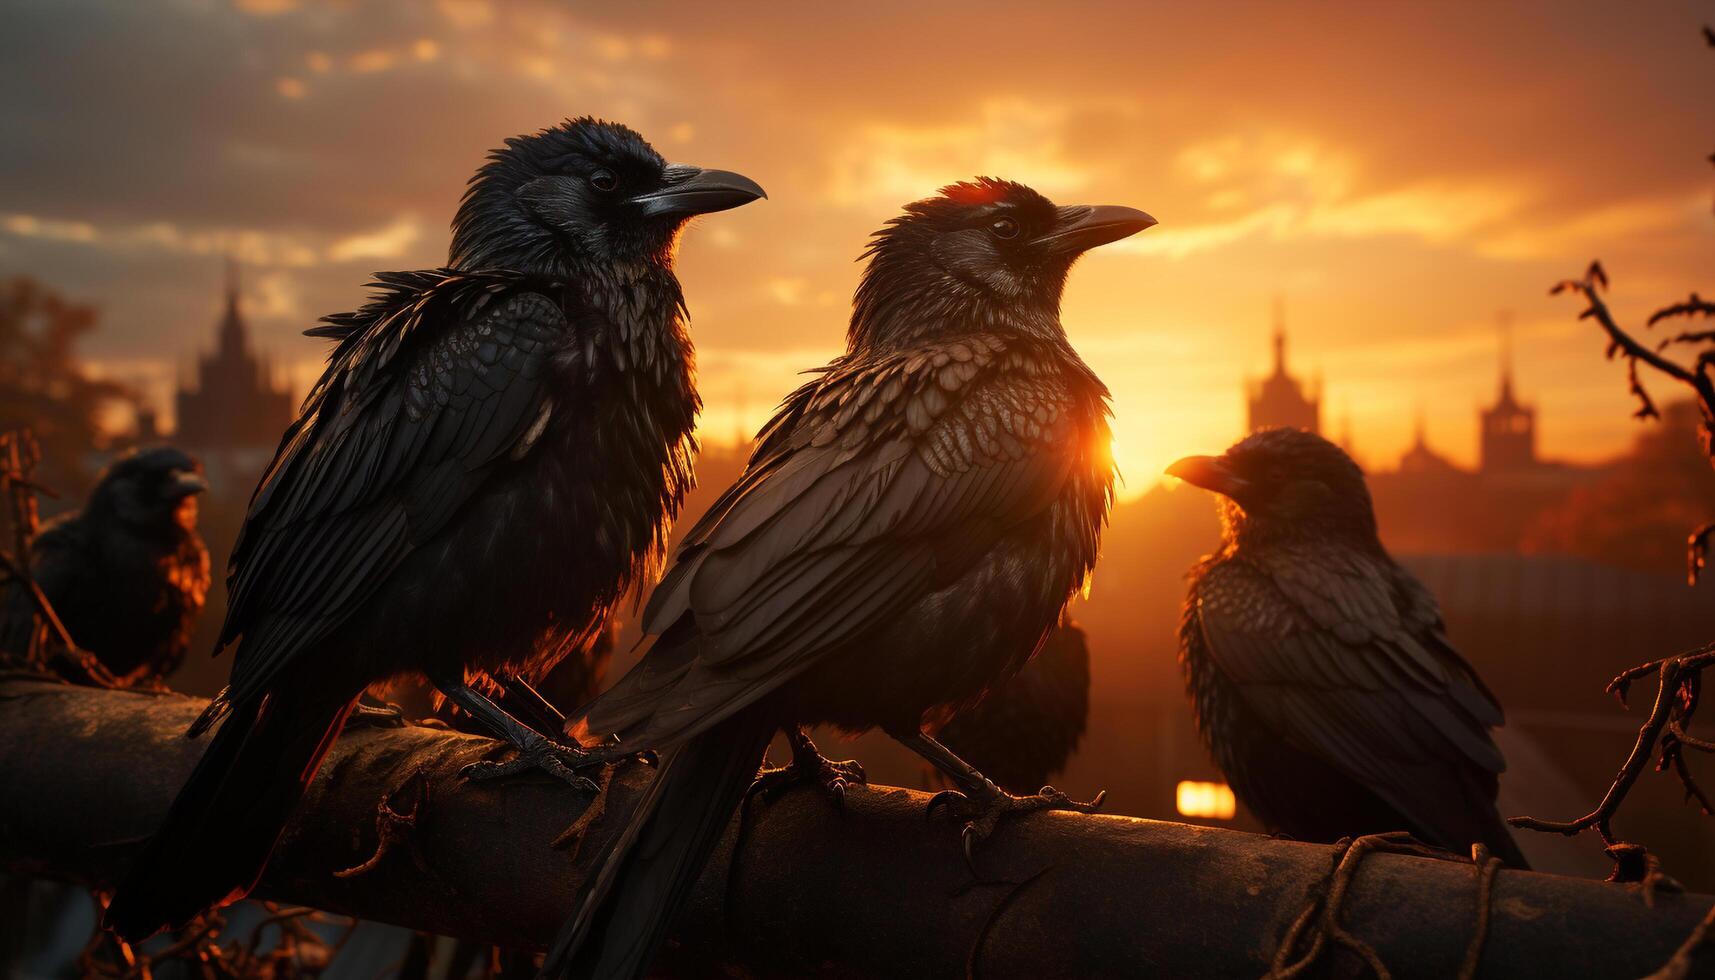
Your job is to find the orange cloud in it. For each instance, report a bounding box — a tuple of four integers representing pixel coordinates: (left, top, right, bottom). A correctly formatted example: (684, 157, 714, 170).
(822, 99, 1093, 208)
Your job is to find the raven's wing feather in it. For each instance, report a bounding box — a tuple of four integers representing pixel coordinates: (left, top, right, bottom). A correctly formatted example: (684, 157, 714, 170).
(588, 337, 1102, 746)
(1191, 551, 1505, 829)
(218, 274, 568, 703)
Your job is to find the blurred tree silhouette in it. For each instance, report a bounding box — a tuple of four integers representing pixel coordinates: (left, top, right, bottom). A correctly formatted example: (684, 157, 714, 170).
(1508, 22, 1715, 887)
(1523, 400, 1715, 576)
(0, 276, 133, 497)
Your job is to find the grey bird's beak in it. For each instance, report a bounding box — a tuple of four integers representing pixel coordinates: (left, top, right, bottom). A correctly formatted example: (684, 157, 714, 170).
(1166, 455, 1249, 499)
(170, 470, 209, 498)
(1034, 204, 1157, 254)
(631, 165, 767, 219)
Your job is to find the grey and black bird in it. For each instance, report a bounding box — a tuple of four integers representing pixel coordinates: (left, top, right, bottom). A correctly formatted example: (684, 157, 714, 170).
(1170, 428, 1528, 867)
(935, 617, 1091, 793)
(103, 118, 764, 940)
(0, 447, 210, 685)
(544, 178, 1154, 979)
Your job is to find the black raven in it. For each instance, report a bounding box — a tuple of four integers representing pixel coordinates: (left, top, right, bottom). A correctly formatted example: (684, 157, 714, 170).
(544, 179, 1154, 979)
(934, 617, 1091, 793)
(0, 447, 209, 685)
(103, 118, 763, 940)
(1170, 428, 1528, 866)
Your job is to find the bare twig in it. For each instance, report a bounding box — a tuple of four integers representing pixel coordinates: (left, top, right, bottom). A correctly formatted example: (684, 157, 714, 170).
(1509, 644, 1715, 880)
(0, 431, 120, 688)
(1553, 80, 1715, 871)
(1649, 292, 1715, 328)
(1554, 265, 1715, 422)
(334, 772, 434, 882)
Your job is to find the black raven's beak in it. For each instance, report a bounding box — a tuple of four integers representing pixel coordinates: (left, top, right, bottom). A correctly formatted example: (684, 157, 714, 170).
(632, 165, 766, 219)
(169, 470, 209, 498)
(1166, 455, 1249, 499)
(1034, 204, 1157, 254)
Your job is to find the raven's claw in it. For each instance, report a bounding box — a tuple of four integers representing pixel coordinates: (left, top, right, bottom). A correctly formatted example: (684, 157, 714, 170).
(746, 727, 866, 809)
(460, 732, 599, 793)
(929, 783, 1106, 872)
(748, 754, 866, 808)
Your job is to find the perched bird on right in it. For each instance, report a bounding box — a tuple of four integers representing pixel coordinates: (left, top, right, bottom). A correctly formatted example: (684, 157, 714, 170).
(1170, 427, 1528, 867)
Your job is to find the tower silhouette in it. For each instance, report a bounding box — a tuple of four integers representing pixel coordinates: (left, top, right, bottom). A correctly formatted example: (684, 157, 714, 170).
(1479, 312, 1536, 474)
(1246, 297, 1320, 434)
(174, 260, 295, 451)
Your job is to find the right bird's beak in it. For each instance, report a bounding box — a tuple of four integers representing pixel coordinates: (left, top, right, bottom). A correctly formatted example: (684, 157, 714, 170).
(1166, 455, 1249, 499)
(170, 470, 210, 498)
(631, 165, 767, 219)
(1034, 204, 1157, 254)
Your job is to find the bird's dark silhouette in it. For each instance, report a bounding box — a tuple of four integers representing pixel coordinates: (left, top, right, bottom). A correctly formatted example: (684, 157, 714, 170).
(544, 179, 1154, 979)
(102, 118, 764, 941)
(1170, 428, 1529, 867)
(934, 617, 1091, 793)
(0, 447, 210, 685)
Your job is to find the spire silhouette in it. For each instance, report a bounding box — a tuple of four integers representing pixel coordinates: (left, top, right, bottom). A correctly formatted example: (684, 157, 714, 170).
(174, 259, 296, 450)
(1247, 297, 1319, 435)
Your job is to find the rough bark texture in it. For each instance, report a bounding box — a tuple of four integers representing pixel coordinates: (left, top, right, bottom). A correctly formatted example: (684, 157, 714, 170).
(1, 677, 1712, 979)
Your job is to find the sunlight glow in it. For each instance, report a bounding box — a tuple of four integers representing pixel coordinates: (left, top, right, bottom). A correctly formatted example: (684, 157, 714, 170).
(1176, 780, 1237, 820)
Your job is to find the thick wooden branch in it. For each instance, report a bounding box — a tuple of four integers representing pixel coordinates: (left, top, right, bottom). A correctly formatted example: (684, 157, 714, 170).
(2, 678, 1713, 979)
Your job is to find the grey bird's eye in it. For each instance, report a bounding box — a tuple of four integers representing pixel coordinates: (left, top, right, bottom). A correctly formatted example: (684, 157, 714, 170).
(989, 216, 1019, 239)
(589, 169, 619, 192)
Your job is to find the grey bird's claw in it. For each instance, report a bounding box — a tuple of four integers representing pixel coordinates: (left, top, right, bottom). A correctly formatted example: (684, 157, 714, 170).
(460, 737, 599, 793)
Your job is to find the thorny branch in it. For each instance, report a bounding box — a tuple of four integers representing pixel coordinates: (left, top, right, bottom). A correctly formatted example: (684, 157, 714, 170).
(1550, 264, 1715, 425)
(0, 429, 117, 688)
(1510, 647, 1715, 841)
(1531, 28, 1715, 891)
(1524, 269, 1715, 879)
(1509, 645, 1715, 885)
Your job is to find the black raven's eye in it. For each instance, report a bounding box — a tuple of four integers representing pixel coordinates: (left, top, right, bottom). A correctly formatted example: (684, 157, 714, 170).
(989, 216, 1019, 239)
(589, 169, 619, 192)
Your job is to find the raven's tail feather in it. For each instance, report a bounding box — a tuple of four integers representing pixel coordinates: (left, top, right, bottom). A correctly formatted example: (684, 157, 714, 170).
(102, 679, 356, 941)
(542, 712, 774, 980)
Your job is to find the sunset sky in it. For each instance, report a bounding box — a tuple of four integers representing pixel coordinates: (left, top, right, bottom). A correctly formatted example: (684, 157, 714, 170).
(1, 0, 1710, 496)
